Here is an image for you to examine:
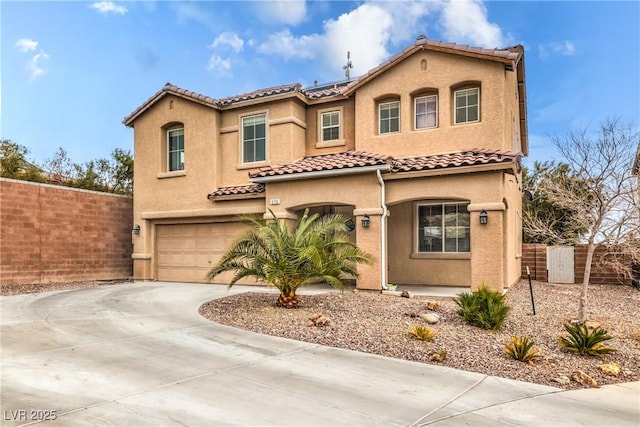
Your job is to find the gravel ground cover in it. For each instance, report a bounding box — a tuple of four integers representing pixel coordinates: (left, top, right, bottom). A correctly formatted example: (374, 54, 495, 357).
(200, 280, 640, 390)
(0, 280, 101, 296)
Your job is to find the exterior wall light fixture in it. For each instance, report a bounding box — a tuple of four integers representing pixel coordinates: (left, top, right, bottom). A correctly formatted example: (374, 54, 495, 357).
(361, 214, 370, 228)
(132, 224, 141, 234)
(479, 210, 488, 225)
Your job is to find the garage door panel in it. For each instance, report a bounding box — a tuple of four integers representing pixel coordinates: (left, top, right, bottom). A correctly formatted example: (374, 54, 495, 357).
(156, 223, 248, 283)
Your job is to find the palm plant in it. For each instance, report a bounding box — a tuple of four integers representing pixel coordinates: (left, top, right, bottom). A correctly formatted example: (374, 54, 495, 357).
(558, 323, 617, 359)
(206, 209, 373, 308)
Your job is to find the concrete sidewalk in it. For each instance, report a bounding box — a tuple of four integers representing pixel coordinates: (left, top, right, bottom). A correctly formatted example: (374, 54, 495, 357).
(1, 282, 638, 426)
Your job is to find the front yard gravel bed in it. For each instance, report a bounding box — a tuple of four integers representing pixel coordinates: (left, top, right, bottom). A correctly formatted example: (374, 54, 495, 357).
(199, 280, 640, 390)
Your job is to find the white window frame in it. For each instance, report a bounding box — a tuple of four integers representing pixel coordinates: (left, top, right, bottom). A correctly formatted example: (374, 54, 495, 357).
(320, 110, 341, 142)
(414, 94, 438, 130)
(416, 202, 470, 253)
(378, 100, 400, 134)
(241, 113, 267, 164)
(167, 128, 184, 172)
(454, 87, 480, 124)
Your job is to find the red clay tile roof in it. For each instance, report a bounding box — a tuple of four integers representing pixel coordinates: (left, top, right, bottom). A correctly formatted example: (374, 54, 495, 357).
(302, 81, 350, 99)
(217, 83, 301, 106)
(248, 149, 520, 181)
(208, 183, 265, 199)
(123, 83, 218, 126)
(391, 149, 521, 173)
(250, 151, 393, 179)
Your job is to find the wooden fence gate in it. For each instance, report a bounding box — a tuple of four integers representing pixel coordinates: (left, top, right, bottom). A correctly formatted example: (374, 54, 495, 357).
(546, 246, 575, 283)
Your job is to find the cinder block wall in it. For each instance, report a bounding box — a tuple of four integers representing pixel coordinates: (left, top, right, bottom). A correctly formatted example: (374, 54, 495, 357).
(520, 243, 547, 282)
(0, 178, 133, 285)
(521, 243, 631, 285)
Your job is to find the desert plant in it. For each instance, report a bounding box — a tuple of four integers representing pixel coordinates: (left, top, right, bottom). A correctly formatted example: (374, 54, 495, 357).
(558, 323, 617, 359)
(407, 325, 436, 341)
(206, 209, 372, 308)
(504, 336, 541, 363)
(454, 285, 510, 330)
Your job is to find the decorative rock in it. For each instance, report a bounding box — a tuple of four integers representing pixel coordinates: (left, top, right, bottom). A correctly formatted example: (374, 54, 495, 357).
(571, 370, 599, 388)
(401, 290, 413, 298)
(421, 313, 440, 324)
(426, 300, 440, 311)
(429, 350, 447, 362)
(597, 363, 621, 377)
(404, 311, 420, 318)
(551, 375, 571, 385)
(307, 313, 331, 327)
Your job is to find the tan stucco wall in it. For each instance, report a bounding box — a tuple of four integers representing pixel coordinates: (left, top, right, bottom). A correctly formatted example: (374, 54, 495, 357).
(305, 98, 356, 155)
(353, 50, 515, 158)
(386, 170, 510, 288)
(218, 99, 307, 187)
(387, 201, 470, 286)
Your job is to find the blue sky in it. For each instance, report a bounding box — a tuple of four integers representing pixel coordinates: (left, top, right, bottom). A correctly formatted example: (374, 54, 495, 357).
(2, 1, 639, 168)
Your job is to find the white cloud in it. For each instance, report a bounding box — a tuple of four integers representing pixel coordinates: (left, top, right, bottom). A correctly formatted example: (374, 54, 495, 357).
(258, 29, 320, 60)
(26, 50, 50, 79)
(211, 32, 245, 53)
(255, 0, 509, 81)
(174, 3, 215, 29)
(323, 4, 395, 75)
(256, 1, 307, 26)
(539, 41, 576, 59)
(15, 38, 38, 52)
(90, 1, 128, 15)
(207, 55, 232, 73)
(440, 0, 505, 48)
(257, 3, 395, 79)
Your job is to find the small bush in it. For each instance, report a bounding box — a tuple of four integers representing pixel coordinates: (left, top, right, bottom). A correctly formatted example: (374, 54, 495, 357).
(505, 336, 541, 363)
(558, 323, 616, 359)
(408, 325, 436, 341)
(454, 285, 510, 330)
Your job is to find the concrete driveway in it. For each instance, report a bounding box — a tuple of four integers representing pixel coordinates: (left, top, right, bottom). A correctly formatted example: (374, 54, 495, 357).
(1, 282, 638, 426)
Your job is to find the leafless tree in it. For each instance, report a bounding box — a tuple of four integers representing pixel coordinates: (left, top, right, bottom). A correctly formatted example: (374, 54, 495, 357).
(525, 119, 639, 323)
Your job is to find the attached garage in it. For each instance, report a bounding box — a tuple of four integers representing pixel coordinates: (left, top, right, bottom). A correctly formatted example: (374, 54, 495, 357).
(156, 222, 247, 283)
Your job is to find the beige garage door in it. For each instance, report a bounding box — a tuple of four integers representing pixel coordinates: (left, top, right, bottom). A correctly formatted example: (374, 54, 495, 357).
(156, 222, 246, 283)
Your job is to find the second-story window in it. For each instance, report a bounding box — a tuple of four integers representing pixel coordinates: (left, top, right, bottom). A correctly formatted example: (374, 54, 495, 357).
(415, 95, 438, 129)
(454, 87, 480, 124)
(379, 101, 400, 134)
(321, 111, 340, 142)
(168, 128, 184, 171)
(242, 113, 266, 163)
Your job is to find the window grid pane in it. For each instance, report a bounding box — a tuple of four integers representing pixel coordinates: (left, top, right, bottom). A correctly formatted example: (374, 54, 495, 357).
(321, 111, 340, 141)
(454, 88, 479, 124)
(242, 114, 266, 163)
(415, 95, 437, 129)
(168, 129, 184, 171)
(418, 203, 470, 253)
(379, 101, 399, 134)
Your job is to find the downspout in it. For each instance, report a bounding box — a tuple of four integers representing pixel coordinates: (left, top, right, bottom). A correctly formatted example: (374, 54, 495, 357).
(377, 169, 388, 289)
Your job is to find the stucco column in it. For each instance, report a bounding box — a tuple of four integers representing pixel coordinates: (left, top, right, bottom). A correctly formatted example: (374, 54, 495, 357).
(353, 208, 384, 290)
(468, 203, 505, 291)
(132, 219, 152, 280)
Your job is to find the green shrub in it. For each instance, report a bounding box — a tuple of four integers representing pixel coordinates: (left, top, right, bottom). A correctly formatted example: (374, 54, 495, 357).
(407, 325, 436, 341)
(505, 336, 541, 363)
(558, 323, 616, 359)
(454, 285, 510, 330)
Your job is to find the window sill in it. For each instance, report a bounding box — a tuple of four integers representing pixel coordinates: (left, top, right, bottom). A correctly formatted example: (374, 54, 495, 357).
(411, 252, 471, 260)
(453, 120, 481, 126)
(316, 139, 346, 149)
(237, 161, 270, 171)
(157, 170, 186, 179)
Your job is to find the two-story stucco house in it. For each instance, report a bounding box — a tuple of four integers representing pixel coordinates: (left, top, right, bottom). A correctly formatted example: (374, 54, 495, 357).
(124, 37, 528, 292)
